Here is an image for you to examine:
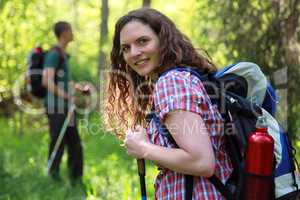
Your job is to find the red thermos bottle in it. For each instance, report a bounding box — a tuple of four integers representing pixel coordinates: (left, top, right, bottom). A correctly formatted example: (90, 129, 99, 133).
(242, 115, 274, 200)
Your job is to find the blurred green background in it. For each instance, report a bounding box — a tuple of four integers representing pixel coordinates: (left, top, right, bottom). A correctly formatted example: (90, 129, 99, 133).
(0, 0, 299, 199)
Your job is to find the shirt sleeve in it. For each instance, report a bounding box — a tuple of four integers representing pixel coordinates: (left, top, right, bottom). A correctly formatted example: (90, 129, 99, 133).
(43, 50, 60, 69)
(153, 71, 210, 121)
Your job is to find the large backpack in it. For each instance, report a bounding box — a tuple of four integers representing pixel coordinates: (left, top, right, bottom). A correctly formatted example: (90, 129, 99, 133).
(147, 62, 300, 200)
(26, 46, 64, 98)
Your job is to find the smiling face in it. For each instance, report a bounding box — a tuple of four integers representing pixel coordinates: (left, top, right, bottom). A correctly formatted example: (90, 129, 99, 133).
(120, 20, 160, 77)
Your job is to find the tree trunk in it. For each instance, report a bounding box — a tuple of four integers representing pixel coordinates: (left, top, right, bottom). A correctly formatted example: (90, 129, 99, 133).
(98, 0, 109, 113)
(142, 0, 151, 7)
(71, 0, 79, 60)
(272, 0, 300, 139)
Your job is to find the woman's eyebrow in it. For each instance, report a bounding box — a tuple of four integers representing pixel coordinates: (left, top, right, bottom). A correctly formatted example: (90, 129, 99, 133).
(120, 35, 149, 46)
(137, 35, 148, 39)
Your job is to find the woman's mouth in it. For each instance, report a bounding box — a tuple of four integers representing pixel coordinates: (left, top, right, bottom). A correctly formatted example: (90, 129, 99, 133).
(135, 58, 149, 68)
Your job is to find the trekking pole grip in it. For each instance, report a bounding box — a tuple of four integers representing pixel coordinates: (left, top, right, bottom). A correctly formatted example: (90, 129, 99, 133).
(137, 159, 145, 175)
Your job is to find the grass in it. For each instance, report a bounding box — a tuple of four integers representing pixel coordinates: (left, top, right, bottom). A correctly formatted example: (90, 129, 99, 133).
(1, 112, 299, 200)
(0, 112, 157, 200)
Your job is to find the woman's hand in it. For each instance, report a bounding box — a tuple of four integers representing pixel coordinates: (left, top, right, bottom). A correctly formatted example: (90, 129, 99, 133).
(124, 125, 149, 159)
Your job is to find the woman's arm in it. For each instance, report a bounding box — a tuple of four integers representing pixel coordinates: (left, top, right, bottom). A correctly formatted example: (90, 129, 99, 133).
(125, 110, 215, 177)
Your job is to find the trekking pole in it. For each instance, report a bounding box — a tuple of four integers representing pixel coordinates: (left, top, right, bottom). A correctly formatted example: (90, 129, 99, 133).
(137, 159, 147, 200)
(46, 104, 75, 175)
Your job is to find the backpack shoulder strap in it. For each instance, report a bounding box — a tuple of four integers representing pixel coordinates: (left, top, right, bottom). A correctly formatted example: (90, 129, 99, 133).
(149, 66, 236, 200)
(50, 46, 65, 68)
(158, 66, 207, 80)
(209, 175, 235, 200)
(47, 46, 65, 84)
(159, 66, 221, 106)
(147, 111, 234, 200)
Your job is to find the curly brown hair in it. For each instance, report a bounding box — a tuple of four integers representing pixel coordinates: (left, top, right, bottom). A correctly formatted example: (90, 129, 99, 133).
(106, 8, 216, 138)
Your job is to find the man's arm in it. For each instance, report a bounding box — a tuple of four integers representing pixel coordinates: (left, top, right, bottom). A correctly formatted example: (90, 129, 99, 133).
(42, 68, 71, 100)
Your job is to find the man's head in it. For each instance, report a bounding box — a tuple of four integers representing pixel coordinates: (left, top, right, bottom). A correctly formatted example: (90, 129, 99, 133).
(53, 21, 73, 42)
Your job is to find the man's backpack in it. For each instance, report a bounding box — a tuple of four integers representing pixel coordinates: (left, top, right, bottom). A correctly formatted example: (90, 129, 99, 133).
(26, 46, 64, 98)
(148, 62, 300, 200)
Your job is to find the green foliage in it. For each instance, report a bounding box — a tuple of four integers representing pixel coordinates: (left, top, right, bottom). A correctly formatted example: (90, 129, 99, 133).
(0, 1, 299, 198)
(194, 0, 300, 140)
(199, 0, 278, 69)
(0, 114, 157, 199)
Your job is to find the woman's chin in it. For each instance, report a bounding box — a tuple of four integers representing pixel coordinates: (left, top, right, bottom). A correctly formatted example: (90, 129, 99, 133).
(137, 69, 152, 77)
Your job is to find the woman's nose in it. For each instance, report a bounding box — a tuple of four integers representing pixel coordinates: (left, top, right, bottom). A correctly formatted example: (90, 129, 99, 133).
(129, 45, 142, 57)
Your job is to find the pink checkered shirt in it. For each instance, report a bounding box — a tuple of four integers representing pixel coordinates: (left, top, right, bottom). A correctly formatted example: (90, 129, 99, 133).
(146, 69, 233, 200)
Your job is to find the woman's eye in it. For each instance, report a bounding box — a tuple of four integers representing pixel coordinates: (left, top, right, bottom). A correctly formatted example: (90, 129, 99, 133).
(138, 38, 148, 45)
(122, 46, 129, 53)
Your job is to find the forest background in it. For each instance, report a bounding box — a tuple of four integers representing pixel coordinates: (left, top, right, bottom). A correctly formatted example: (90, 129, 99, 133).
(0, 0, 299, 199)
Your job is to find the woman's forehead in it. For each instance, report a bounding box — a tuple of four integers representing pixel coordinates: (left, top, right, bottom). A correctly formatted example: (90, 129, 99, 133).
(120, 21, 156, 44)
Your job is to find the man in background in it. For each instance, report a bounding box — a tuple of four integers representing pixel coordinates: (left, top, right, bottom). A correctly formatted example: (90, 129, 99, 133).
(42, 21, 83, 186)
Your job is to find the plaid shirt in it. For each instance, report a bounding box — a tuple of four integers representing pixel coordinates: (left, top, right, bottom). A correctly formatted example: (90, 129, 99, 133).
(147, 70, 233, 200)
